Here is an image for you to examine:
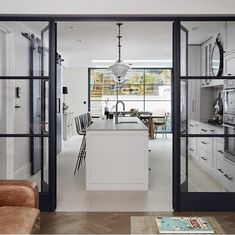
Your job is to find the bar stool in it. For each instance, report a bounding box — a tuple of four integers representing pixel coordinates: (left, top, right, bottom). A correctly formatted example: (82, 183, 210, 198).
(74, 116, 86, 175)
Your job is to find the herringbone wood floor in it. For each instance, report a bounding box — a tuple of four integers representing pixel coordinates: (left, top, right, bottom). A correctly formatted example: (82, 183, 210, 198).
(41, 212, 235, 234)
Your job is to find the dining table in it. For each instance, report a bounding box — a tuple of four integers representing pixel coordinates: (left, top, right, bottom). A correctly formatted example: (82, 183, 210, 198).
(138, 112, 165, 139)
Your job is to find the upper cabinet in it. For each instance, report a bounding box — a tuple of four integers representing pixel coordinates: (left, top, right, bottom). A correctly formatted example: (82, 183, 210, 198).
(225, 22, 235, 53)
(224, 22, 235, 76)
(201, 33, 225, 87)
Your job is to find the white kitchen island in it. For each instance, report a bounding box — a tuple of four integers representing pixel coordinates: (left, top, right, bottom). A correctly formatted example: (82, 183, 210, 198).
(86, 117, 149, 191)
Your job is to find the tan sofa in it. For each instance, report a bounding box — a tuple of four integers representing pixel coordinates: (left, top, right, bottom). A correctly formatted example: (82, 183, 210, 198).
(0, 180, 40, 234)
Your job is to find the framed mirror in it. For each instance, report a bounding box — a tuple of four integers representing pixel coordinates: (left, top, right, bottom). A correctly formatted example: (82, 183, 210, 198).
(210, 34, 224, 76)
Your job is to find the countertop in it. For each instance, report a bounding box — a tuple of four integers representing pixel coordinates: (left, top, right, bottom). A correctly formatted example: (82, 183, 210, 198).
(87, 117, 148, 131)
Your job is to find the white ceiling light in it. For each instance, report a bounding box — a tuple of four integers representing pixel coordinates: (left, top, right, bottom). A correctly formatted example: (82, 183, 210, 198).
(108, 23, 131, 83)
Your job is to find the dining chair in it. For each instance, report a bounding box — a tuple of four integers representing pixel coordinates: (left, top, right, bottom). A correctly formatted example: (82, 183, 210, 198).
(74, 116, 86, 175)
(153, 112, 169, 139)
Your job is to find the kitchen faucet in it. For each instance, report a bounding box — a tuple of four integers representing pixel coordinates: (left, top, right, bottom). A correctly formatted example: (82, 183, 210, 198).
(115, 100, 125, 124)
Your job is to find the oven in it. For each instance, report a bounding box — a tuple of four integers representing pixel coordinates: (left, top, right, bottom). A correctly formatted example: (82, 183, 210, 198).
(223, 114, 235, 163)
(223, 80, 235, 115)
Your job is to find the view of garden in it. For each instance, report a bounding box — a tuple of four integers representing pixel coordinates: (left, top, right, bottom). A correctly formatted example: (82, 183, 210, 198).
(89, 68, 172, 131)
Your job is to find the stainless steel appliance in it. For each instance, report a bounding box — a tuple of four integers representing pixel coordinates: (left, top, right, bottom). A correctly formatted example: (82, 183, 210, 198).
(223, 80, 235, 115)
(223, 114, 235, 163)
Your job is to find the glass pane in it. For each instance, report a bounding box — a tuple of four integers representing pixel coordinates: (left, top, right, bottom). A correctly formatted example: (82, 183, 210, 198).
(181, 136, 235, 192)
(118, 83, 144, 99)
(181, 21, 235, 77)
(0, 137, 49, 192)
(122, 100, 144, 112)
(145, 69, 171, 84)
(145, 100, 171, 114)
(0, 79, 49, 134)
(180, 27, 188, 76)
(181, 78, 229, 134)
(0, 21, 49, 76)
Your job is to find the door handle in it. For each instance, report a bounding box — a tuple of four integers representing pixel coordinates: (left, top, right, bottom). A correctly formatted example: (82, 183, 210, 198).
(224, 174, 233, 181)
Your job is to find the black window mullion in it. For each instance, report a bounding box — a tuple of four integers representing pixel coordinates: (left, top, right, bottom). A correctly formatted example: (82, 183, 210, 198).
(180, 76, 235, 80)
(0, 76, 49, 80)
(0, 134, 49, 137)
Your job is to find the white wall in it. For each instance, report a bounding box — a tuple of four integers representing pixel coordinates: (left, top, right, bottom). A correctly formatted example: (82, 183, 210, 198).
(63, 67, 88, 119)
(0, 22, 43, 179)
(0, 0, 235, 14)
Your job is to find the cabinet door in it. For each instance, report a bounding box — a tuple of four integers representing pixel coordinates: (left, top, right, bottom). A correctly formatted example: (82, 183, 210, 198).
(225, 22, 235, 52)
(223, 159, 235, 192)
(224, 51, 235, 76)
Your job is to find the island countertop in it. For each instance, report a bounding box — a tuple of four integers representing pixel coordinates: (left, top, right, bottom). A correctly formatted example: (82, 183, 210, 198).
(86, 117, 148, 131)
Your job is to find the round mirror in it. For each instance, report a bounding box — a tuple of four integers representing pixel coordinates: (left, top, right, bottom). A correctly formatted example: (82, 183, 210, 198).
(211, 36, 224, 76)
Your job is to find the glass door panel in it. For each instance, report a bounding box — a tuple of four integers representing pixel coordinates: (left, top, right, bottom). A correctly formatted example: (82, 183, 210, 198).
(180, 26, 188, 192)
(0, 20, 53, 211)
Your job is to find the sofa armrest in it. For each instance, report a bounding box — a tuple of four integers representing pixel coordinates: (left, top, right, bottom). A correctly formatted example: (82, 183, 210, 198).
(0, 180, 39, 208)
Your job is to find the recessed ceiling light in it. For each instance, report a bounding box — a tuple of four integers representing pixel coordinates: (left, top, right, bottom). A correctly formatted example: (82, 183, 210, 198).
(68, 26, 76, 31)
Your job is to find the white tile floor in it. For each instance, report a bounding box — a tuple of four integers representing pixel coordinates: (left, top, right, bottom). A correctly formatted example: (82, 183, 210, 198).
(56, 134, 173, 212)
(56, 133, 223, 211)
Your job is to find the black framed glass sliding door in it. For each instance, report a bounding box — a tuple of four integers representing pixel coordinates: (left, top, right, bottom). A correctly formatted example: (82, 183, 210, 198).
(174, 19, 235, 211)
(0, 19, 57, 211)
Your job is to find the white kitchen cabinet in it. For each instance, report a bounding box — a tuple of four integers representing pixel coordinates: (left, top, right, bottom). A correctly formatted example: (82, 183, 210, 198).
(215, 140, 225, 183)
(188, 120, 199, 160)
(188, 46, 201, 121)
(224, 51, 235, 76)
(225, 22, 235, 53)
(63, 112, 74, 141)
(189, 121, 224, 176)
(223, 158, 235, 192)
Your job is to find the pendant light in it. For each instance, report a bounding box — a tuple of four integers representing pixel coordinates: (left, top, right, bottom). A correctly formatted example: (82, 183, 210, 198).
(108, 23, 131, 83)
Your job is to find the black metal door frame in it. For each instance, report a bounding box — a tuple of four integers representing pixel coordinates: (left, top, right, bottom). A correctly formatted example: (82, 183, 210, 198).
(1, 15, 235, 212)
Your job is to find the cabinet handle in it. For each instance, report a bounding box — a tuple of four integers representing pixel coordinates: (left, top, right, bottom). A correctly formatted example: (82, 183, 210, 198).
(218, 150, 224, 154)
(192, 99, 195, 113)
(201, 156, 207, 161)
(224, 174, 233, 181)
(201, 129, 207, 132)
(201, 141, 207, 145)
(189, 148, 194, 152)
(210, 129, 215, 133)
(189, 124, 194, 127)
(218, 168, 224, 174)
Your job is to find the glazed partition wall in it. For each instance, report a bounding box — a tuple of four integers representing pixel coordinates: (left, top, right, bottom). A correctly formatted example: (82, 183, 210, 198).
(174, 20, 235, 210)
(0, 19, 57, 211)
(89, 68, 172, 132)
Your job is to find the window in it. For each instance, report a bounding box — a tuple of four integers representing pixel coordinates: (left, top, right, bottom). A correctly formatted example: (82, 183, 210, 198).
(89, 68, 172, 131)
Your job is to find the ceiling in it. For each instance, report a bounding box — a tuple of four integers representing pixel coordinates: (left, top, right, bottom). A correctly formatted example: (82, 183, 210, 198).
(57, 22, 173, 68)
(24, 21, 227, 68)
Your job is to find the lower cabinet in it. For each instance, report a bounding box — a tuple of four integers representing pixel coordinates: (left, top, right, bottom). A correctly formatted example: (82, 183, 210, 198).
(223, 159, 235, 192)
(187, 120, 235, 192)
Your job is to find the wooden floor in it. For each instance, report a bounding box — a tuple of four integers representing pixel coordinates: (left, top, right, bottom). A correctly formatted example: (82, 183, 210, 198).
(41, 212, 235, 234)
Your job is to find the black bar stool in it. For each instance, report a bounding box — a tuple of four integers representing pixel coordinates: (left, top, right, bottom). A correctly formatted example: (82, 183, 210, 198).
(74, 116, 86, 175)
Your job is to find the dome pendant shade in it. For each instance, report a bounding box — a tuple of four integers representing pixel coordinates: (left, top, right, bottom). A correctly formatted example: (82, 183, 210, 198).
(108, 60, 131, 83)
(108, 23, 131, 83)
